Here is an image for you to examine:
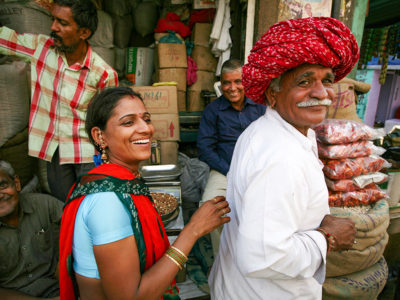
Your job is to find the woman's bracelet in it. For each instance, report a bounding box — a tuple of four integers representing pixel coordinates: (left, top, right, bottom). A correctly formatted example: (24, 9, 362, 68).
(164, 246, 188, 270)
(171, 246, 188, 261)
(316, 228, 336, 252)
(165, 253, 183, 270)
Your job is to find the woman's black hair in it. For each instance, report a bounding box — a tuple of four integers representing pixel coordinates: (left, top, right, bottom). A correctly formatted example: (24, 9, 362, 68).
(85, 87, 143, 151)
(53, 0, 98, 39)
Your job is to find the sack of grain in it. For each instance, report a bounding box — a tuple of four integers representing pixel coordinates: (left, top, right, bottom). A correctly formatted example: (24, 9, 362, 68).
(323, 257, 388, 300)
(114, 47, 127, 78)
(0, 1, 52, 35)
(133, 2, 158, 37)
(326, 199, 390, 277)
(89, 10, 114, 48)
(92, 46, 115, 70)
(0, 128, 37, 188)
(0, 60, 30, 147)
(112, 14, 133, 48)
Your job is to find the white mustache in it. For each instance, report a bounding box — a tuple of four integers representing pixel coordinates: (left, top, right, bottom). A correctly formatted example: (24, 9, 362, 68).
(296, 99, 332, 108)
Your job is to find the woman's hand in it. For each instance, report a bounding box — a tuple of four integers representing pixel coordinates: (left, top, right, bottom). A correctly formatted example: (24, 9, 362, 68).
(186, 196, 231, 239)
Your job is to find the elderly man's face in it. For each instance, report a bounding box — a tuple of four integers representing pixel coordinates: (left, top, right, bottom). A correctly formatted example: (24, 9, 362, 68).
(0, 170, 20, 220)
(221, 70, 245, 108)
(267, 64, 335, 135)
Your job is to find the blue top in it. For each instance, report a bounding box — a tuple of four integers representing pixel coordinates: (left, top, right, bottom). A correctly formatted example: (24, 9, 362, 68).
(197, 95, 266, 175)
(72, 192, 133, 278)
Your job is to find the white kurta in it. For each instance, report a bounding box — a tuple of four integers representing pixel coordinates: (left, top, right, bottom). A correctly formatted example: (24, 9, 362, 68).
(209, 108, 330, 300)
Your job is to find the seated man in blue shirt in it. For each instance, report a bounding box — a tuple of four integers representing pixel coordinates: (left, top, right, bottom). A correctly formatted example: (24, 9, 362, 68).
(197, 59, 266, 257)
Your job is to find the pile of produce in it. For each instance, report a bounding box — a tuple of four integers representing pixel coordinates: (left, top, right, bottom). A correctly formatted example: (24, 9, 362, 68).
(314, 119, 390, 207)
(314, 120, 391, 299)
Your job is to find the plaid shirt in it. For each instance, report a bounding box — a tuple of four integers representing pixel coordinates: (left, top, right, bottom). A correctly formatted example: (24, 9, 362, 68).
(0, 27, 118, 164)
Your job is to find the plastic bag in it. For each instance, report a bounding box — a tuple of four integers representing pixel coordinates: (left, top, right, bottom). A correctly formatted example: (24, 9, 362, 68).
(322, 155, 389, 180)
(328, 185, 387, 207)
(314, 119, 377, 144)
(352, 172, 388, 189)
(318, 140, 386, 159)
(158, 30, 183, 44)
(326, 179, 376, 192)
(154, 12, 191, 38)
(178, 152, 209, 203)
(325, 172, 388, 192)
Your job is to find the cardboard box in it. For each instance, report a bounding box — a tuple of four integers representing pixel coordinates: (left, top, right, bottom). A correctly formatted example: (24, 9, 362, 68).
(155, 43, 187, 69)
(155, 68, 187, 91)
(192, 23, 212, 47)
(151, 113, 180, 141)
(192, 45, 217, 72)
(160, 141, 179, 164)
(193, 0, 216, 9)
(187, 90, 205, 112)
(133, 86, 178, 114)
(188, 70, 216, 92)
(126, 47, 154, 85)
(177, 90, 187, 112)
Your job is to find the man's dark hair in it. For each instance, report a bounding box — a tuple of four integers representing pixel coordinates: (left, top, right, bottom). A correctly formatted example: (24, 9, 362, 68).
(53, 0, 98, 39)
(221, 59, 243, 76)
(85, 87, 144, 152)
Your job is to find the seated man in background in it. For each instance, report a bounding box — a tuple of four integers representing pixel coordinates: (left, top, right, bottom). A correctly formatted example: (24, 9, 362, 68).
(197, 59, 266, 258)
(0, 160, 62, 299)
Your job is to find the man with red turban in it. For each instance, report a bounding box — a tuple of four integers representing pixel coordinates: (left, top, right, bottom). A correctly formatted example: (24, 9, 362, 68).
(209, 17, 358, 299)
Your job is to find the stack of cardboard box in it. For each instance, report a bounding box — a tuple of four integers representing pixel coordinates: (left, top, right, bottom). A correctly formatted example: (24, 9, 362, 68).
(188, 23, 217, 112)
(154, 34, 188, 112)
(133, 85, 180, 165)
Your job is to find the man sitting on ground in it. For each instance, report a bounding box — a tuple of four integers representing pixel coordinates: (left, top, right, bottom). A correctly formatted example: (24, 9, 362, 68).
(0, 160, 62, 299)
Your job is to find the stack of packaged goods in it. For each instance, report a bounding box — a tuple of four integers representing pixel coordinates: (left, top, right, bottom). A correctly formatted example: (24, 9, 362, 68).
(314, 119, 391, 300)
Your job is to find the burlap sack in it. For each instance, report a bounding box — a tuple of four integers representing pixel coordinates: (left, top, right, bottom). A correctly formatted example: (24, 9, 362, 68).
(113, 14, 133, 48)
(0, 60, 30, 147)
(326, 200, 390, 277)
(91, 46, 115, 69)
(323, 257, 388, 300)
(327, 82, 361, 122)
(0, 128, 37, 188)
(0, 1, 52, 35)
(89, 10, 114, 48)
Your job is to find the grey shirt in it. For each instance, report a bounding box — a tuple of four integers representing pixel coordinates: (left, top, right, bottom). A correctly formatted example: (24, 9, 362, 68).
(0, 193, 63, 297)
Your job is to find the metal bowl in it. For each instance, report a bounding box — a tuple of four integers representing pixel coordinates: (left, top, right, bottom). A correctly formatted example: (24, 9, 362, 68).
(139, 164, 182, 182)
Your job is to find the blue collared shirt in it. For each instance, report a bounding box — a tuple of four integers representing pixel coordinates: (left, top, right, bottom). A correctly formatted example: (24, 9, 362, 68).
(197, 95, 266, 175)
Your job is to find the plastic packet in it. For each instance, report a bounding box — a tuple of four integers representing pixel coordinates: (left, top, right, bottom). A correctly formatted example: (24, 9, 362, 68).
(328, 185, 388, 207)
(325, 178, 375, 192)
(322, 155, 388, 180)
(352, 172, 388, 189)
(314, 119, 378, 144)
(318, 140, 372, 159)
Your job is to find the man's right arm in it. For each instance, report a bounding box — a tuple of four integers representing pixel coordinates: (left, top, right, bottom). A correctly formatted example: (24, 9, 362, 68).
(0, 26, 37, 62)
(0, 288, 59, 300)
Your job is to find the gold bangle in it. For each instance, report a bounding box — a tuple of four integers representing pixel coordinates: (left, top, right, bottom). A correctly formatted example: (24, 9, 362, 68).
(166, 249, 186, 265)
(170, 246, 188, 262)
(165, 253, 182, 270)
(167, 247, 188, 265)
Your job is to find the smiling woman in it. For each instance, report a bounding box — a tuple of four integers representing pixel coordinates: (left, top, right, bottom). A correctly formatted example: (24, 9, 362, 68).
(59, 87, 231, 300)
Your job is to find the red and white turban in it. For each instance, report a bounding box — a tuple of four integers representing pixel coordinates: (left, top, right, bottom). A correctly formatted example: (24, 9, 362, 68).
(243, 17, 360, 104)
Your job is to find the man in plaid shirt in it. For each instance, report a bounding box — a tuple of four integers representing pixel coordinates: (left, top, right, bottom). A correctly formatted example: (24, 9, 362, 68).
(0, 0, 118, 201)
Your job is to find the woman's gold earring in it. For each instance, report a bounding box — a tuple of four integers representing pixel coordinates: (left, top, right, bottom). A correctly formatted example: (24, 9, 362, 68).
(99, 132, 109, 164)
